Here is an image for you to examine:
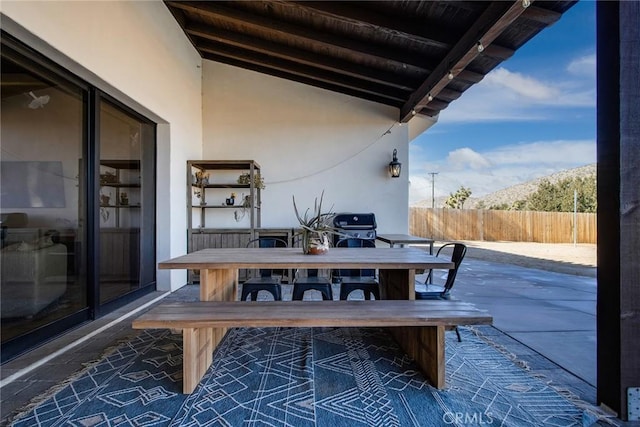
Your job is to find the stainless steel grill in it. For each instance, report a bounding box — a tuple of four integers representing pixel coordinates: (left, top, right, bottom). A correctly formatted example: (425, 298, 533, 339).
(332, 213, 377, 244)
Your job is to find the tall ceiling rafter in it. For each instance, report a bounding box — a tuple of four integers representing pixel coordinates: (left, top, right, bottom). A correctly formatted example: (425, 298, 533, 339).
(165, 0, 575, 122)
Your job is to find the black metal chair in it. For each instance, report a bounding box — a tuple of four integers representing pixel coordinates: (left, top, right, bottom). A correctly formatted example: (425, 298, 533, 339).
(415, 243, 466, 299)
(415, 242, 467, 341)
(335, 238, 380, 300)
(240, 237, 288, 301)
(292, 268, 334, 300)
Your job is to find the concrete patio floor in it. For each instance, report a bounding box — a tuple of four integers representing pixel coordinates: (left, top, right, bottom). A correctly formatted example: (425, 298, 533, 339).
(451, 256, 597, 387)
(455, 241, 597, 387)
(1, 241, 635, 426)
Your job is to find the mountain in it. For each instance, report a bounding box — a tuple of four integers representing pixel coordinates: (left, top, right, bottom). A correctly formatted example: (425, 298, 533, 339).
(412, 164, 596, 209)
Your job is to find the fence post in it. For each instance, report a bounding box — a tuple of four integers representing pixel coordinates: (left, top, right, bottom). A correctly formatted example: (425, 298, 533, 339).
(573, 189, 578, 246)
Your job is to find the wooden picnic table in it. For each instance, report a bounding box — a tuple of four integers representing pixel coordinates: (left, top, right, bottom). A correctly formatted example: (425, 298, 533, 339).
(145, 247, 479, 393)
(159, 246, 451, 301)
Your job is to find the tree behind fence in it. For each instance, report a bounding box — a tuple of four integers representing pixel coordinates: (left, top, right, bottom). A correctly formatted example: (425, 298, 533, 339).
(409, 208, 597, 244)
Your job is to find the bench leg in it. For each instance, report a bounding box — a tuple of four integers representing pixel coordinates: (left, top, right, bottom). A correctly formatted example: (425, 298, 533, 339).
(390, 325, 445, 388)
(182, 326, 226, 394)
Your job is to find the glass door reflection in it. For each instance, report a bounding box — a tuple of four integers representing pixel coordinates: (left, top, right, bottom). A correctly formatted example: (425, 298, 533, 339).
(1, 41, 88, 347)
(98, 100, 153, 305)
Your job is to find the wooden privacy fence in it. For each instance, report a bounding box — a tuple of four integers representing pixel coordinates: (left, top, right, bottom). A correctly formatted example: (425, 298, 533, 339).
(409, 208, 597, 244)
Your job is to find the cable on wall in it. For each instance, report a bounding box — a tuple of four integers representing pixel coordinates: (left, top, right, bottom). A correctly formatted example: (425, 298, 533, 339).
(267, 121, 399, 185)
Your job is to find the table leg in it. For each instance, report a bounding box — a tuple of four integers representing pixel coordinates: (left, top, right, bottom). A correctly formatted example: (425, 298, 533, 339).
(381, 269, 444, 388)
(390, 325, 445, 388)
(379, 269, 415, 300)
(185, 269, 236, 394)
(181, 326, 228, 394)
(200, 268, 238, 301)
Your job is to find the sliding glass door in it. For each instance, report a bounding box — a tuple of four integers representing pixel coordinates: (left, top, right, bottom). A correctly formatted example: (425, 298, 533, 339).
(97, 98, 156, 309)
(1, 37, 89, 354)
(1, 33, 156, 362)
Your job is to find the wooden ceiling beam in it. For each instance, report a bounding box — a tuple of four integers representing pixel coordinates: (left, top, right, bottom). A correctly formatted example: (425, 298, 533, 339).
(186, 21, 420, 92)
(521, 4, 563, 25)
(202, 52, 403, 108)
(482, 44, 515, 60)
(400, 0, 532, 122)
(285, 0, 455, 50)
(198, 40, 409, 103)
(456, 69, 485, 84)
(435, 87, 463, 102)
(167, 1, 438, 72)
(288, 1, 516, 60)
(416, 106, 441, 117)
(164, 0, 574, 119)
(286, 0, 520, 61)
(446, 0, 563, 24)
(421, 98, 449, 111)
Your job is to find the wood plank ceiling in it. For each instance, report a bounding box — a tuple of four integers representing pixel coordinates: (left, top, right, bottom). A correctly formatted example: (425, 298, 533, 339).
(165, 0, 576, 122)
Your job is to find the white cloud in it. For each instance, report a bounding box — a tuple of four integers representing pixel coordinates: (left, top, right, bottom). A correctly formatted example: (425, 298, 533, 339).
(409, 139, 595, 204)
(488, 140, 596, 165)
(567, 53, 596, 78)
(435, 81, 546, 125)
(409, 46, 597, 205)
(437, 60, 595, 124)
(446, 148, 492, 170)
(484, 68, 558, 101)
(553, 88, 595, 107)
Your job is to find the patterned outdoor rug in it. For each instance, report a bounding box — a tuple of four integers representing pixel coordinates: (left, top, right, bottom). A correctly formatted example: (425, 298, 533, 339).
(9, 326, 611, 426)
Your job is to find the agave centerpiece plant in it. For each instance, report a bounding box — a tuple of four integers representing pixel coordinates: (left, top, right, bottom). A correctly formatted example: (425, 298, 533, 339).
(293, 191, 337, 254)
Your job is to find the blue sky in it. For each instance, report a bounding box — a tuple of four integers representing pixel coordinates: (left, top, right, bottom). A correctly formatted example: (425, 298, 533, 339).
(409, 1, 596, 205)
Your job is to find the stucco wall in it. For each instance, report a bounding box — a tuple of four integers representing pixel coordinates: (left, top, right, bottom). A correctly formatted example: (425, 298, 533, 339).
(2, 1, 412, 291)
(202, 61, 409, 234)
(1, 0, 203, 290)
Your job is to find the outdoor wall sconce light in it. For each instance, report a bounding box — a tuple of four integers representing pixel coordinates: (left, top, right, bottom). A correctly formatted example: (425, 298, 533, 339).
(389, 148, 401, 178)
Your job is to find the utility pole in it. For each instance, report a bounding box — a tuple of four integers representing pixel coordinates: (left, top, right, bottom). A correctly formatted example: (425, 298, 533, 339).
(428, 172, 438, 208)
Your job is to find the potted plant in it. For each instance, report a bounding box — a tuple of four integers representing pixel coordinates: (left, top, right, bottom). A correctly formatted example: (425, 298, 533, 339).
(237, 172, 265, 189)
(293, 191, 338, 254)
(194, 171, 209, 186)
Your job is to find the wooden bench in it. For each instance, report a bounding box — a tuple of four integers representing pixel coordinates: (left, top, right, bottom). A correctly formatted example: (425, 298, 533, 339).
(132, 300, 492, 393)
